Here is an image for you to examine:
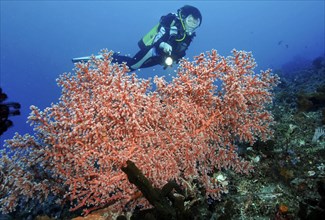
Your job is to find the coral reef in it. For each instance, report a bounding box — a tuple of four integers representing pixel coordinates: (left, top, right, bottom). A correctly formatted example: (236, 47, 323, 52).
(0, 49, 278, 219)
(5, 52, 325, 220)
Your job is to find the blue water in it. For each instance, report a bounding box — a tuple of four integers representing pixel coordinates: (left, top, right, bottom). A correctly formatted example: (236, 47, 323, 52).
(1, 0, 324, 145)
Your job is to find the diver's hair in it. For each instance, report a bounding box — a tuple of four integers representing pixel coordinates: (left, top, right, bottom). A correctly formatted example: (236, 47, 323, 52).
(178, 5, 202, 25)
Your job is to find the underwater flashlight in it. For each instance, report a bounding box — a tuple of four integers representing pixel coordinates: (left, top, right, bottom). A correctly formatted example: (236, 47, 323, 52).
(164, 56, 173, 66)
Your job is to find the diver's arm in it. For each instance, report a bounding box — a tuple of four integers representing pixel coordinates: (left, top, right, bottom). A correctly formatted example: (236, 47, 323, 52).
(152, 13, 177, 49)
(173, 34, 196, 62)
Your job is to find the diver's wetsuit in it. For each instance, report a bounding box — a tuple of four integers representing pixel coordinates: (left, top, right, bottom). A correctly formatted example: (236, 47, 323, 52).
(112, 13, 196, 71)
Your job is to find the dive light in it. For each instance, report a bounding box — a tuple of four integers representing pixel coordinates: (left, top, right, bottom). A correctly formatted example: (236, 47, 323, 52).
(164, 56, 173, 66)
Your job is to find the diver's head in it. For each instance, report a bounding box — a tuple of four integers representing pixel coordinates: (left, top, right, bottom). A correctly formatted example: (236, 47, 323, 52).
(178, 5, 202, 35)
(184, 15, 200, 35)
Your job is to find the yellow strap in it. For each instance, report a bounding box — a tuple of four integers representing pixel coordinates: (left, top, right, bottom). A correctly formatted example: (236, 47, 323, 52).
(175, 11, 186, 42)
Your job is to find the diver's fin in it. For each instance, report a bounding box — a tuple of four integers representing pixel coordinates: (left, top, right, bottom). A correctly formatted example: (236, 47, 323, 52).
(71, 55, 103, 63)
(72, 56, 91, 63)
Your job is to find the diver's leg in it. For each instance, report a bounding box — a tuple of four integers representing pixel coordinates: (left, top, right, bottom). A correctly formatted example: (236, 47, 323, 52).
(111, 53, 134, 65)
(129, 48, 160, 70)
(140, 56, 162, 69)
(112, 48, 157, 71)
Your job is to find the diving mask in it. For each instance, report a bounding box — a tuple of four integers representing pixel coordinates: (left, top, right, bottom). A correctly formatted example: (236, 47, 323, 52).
(184, 15, 200, 35)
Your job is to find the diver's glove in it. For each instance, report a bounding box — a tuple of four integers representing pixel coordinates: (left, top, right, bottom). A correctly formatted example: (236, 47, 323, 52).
(159, 42, 172, 55)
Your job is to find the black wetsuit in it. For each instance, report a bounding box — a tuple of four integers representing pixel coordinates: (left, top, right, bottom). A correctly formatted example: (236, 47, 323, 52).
(112, 13, 196, 71)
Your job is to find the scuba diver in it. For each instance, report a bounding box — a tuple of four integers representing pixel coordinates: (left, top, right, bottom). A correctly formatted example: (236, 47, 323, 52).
(72, 5, 202, 71)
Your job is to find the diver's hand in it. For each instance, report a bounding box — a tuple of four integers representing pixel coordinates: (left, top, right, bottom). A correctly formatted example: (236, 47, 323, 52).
(159, 42, 172, 55)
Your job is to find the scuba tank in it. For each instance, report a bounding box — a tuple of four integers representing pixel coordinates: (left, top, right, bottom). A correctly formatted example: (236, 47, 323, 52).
(138, 23, 160, 49)
(138, 12, 187, 50)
